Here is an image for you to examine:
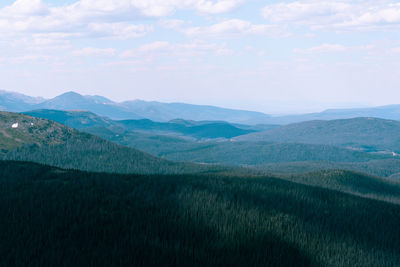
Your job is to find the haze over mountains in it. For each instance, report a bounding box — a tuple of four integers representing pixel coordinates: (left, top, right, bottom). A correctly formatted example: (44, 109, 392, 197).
(2, 89, 400, 124)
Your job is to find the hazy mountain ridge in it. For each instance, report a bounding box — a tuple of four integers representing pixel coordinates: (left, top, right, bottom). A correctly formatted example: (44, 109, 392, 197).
(119, 99, 271, 124)
(266, 105, 400, 124)
(0, 90, 271, 123)
(34, 92, 144, 120)
(0, 90, 45, 111)
(3, 89, 400, 124)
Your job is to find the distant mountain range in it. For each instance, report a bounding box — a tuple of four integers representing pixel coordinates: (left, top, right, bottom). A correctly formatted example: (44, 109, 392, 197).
(2, 89, 400, 124)
(0, 90, 44, 111)
(266, 105, 400, 124)
(0, 90, 271, 124)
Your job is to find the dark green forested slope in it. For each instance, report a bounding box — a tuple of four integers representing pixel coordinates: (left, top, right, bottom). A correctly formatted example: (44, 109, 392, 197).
(160, 142, 388, 165)
(0, 161, 399, 267)
(282, 169, 400, 203)
(257, 159, 400, 178)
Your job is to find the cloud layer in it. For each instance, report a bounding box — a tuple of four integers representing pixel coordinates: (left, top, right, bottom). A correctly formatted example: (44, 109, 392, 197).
(262, 1, 400, 31)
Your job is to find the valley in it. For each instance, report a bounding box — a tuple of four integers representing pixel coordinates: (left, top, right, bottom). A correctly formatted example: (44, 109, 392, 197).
(22, 108, 400, 178)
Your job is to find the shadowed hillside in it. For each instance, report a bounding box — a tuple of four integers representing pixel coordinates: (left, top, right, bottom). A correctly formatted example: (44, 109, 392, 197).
(0, 161, 399, 266)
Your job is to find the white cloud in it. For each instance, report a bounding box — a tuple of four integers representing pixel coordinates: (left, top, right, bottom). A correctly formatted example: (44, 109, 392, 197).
(390, 47, 400, 53)
(0, 54, 54, 65)
(262, 1, 400, 31)
(71, 47, 116, 56)
(121, 41, 232, 58)
(159, 19, 186, 29)
(295, 44, 347, 53)
(184, 19, 274, 37)
(244, 45, 266, 56)
(194, 0, 244, 14)
(2, 0, 49, 16)
(87, 23, 152, 39)
(0, 0, 244, 44)
(137, 41, 170, 53)
(262, 2, 350, 24)
(294, 43, 374, 54)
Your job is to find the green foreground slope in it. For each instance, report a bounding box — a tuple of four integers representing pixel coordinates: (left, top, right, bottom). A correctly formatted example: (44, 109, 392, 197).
(0, 111, 232, 175)
(0, 161, 399, 267)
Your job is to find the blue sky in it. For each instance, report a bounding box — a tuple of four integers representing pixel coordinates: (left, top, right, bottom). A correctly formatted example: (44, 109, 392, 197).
(0, 0, 400, 114)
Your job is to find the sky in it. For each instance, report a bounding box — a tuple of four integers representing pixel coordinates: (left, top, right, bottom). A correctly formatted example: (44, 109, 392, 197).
(0, 0, 400, 114)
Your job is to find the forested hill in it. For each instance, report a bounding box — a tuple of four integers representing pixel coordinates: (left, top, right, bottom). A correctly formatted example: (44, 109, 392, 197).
(24, 109, 256, 139)
(0, 111, 228, 174)
(236, 117, 400, 152)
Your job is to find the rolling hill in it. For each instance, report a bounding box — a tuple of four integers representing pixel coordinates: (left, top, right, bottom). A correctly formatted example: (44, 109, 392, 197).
(0, 111, 228, 175)
(117, 119, 254, 139)
(24, 109, 400, 177)
(25, 109, 256, 139)
(82, 128, 400, 177)
(255, 159, 400, 178)
(158, 141, 389, 165)
(236, 117, 400, 152)
(23, 109, 118, 130)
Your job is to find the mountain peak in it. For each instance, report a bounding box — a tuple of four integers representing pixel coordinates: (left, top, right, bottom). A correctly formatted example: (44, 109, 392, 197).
(57, 91, 84, 99)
